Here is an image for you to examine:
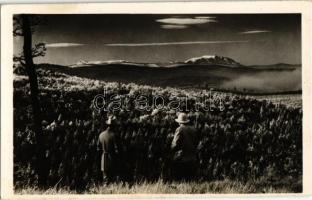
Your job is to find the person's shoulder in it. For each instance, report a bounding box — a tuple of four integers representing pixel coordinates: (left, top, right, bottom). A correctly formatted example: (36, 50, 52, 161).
(173, 127, 180, 136)
(185, 125, 196, 132)
(175, 125, 188, 133)
(99, 130, 108, 137)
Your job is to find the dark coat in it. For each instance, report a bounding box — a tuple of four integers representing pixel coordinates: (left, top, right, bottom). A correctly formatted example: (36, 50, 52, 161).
(171, 124, 198, 163)
(97, 128, 119, 172)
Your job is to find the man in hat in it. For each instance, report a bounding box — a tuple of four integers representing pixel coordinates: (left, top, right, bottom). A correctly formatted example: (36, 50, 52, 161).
(171, 112, 198, 181)
(97, 115, 120, 184)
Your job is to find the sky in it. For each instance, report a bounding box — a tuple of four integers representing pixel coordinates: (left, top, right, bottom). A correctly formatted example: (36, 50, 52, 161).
(13, 14, 301, 66)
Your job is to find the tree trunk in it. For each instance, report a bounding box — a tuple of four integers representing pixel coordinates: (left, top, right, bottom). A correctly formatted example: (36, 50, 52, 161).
(22, 15, 47, 187)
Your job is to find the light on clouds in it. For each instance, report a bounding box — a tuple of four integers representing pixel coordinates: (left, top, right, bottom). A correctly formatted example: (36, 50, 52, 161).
(161, 24, 188, 29)
(195, 16, 217, 19)
(239, 30, 271, 34)
(46, 43, 85, 48)
(156, 17, 217, 26)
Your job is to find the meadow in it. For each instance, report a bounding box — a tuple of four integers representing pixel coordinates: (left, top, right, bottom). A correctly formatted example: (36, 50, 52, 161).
(13, 68, 302, 193)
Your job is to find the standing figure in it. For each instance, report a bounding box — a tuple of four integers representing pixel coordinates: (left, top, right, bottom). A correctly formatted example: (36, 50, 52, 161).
(97, 115, 120, 184)
(171, 113, 198, 181)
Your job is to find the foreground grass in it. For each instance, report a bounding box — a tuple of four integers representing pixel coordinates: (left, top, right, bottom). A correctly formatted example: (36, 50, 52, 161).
(15, 178, 301, 194)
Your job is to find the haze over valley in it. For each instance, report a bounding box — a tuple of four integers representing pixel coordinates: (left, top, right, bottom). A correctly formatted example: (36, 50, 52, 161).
(34, 55, 301, 94)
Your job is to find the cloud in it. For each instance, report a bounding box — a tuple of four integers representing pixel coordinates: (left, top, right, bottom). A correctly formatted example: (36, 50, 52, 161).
(195, 16, 217, 19)
(239, 30, 271, 34)
(161, 24, 189, 29)
(156, 17, 217, 26)
(45, 43, 85, 48)
(105, 40, 248, 47)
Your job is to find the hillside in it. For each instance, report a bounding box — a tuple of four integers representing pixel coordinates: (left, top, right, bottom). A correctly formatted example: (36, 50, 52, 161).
(33, 61, 300, 94)
(13, 68, 302, 192)
(15, 54, 299, 94)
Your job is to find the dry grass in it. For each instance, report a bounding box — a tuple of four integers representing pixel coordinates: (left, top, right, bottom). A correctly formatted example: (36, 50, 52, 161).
(15, 179, 295, 194)
(249, 94, 302, 108)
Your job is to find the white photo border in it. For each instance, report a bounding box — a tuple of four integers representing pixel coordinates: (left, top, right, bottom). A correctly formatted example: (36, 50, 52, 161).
(1, 1, 311, 199)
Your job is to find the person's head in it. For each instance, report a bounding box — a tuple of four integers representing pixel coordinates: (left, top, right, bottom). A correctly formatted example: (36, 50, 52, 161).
(175, 112, 190, 125)
(106, 115, 117, 129)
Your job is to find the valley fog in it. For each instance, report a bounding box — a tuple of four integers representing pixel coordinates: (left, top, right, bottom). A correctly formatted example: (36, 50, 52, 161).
(221, 68, 301, 93)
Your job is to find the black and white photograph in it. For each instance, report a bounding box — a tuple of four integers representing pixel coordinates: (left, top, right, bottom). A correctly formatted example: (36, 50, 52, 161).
(1, 2, 312, 197)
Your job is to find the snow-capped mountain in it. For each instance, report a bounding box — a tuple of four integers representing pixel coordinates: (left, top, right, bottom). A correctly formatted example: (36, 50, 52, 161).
(184, 55, 241, 67)
(69, 55, 242, 68)
(69, 60, 161, 68)
(70, 60, 126, 67)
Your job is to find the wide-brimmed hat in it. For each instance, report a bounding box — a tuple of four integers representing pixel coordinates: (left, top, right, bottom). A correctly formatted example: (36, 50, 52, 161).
(106, 115, 116, 125)
(175, 113, 190, 124)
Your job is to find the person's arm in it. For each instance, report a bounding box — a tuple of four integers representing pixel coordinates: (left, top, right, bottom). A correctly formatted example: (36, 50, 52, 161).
(171, 128, 182, 151)
(114, 134, 121, 155)
(97, 136, 102, 152)
(193, 127, 200, 147)
(195, 115, 199, 129)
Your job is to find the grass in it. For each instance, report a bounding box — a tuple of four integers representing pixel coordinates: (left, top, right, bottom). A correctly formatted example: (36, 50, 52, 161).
(15, 179, 299, 194)
(248, 94, 302, 108)
(13, 70, 302, 195)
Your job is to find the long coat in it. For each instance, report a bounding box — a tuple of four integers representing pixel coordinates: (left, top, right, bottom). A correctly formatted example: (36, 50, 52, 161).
(97, 128, 119, 173)
(171, 124, 198, 163)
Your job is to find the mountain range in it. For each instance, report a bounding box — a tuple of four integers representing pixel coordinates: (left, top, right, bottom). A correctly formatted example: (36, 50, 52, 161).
(69, 55, 300, 69)
(36, 55, 301, 94)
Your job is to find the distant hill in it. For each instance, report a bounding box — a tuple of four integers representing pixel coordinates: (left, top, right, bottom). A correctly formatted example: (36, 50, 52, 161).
(67, 55, 300, 70)
(70, 60, 162, 68)
(248, 63, 301, 69)
(36, 59, 301, 94)
(68, 54, 243, 68)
